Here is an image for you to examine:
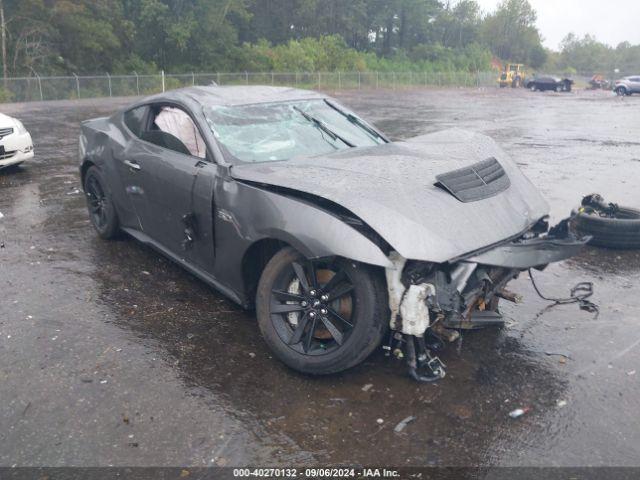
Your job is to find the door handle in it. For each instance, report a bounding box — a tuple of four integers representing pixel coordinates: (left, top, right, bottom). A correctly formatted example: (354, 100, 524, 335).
(124, 160, 141, 171)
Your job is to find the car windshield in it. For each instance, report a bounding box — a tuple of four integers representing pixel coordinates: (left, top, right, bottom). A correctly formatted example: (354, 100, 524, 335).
(203, 99, 385, 163)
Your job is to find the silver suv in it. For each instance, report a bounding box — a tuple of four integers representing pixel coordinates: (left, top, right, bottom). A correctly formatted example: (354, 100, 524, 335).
(614, 76, 640, 95)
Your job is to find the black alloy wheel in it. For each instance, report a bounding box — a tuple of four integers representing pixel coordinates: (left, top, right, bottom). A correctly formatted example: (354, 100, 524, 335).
(269, 258, 356, 355)
(256, 247, 387, 375)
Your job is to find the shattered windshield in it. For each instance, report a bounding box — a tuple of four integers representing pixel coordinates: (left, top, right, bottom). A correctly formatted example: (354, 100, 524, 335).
(204, 99, 385, 163)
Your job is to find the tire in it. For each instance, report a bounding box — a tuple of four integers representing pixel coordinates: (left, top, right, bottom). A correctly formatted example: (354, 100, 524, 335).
(528, 83, 537, 91)
(616, 87, 628, 96)
(256, 247, 388, 375)
(573, 207, 640, 249)
(83, 166, 120, 239)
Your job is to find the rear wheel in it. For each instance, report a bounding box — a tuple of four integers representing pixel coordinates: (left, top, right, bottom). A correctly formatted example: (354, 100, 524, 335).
(84, 166, 119, 239)
(616, 86, 628, 96)
(256, 247, 388, 375)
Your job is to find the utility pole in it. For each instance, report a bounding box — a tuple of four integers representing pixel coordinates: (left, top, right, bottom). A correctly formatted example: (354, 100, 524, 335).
(0, 0, 8, 88)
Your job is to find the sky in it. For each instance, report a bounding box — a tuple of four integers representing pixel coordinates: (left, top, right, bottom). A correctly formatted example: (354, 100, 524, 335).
(473, 0, 640, 50)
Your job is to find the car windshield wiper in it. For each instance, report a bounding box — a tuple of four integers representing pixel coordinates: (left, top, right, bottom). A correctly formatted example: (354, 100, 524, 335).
(324, 100, 387, 143)
(293, 106, 355, 147)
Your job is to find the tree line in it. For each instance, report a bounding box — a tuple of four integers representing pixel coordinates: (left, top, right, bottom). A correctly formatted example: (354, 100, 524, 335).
(0, 0, 638, 78)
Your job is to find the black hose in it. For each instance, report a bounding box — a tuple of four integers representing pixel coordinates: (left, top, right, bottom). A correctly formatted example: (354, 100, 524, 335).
(528, 268, 599, 317)
(406, 336, 442, 383)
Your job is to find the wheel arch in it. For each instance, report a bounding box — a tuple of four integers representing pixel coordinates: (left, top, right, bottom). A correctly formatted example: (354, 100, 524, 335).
(239, 229, 391, 309)
(241, 238, 292, 308)
(80, 158, 96, 188)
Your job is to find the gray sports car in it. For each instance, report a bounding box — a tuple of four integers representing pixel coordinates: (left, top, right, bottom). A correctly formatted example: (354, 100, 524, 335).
(79, 86, 587, 381)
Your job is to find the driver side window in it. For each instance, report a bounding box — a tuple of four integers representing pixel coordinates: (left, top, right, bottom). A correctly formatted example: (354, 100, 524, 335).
(145, 105, 207, 159)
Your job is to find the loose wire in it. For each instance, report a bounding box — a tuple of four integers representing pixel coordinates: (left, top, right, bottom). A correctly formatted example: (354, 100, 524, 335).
(528, 268, 599, 317)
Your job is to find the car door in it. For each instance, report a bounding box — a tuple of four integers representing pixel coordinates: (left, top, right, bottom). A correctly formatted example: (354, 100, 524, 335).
(114, 105, 152, 230)
(117, 103, 217, 271)
(631, 77, 640, 93)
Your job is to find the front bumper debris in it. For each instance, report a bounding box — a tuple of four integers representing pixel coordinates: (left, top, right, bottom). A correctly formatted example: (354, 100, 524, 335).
(464, 234, 589, 269)
(384, 217, 590, 383)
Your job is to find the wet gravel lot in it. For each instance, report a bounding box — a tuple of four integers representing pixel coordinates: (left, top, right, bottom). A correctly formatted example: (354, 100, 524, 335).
(1, 87, 640, 467)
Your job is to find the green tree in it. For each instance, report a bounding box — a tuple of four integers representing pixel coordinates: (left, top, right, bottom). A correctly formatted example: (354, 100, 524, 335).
(481, 0, 544, 66)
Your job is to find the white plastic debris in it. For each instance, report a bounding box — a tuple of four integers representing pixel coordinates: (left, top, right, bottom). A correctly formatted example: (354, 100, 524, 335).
(509, 407, 530, 418)
(399, 283, 435, 336)
(628, 370, 636, 376)
(376, 418, 384, 425)
(362, 383, 373, 392)
(557, 400, 568, 408)
(0, 211, 4, 219)
(393, 416, 416, 433)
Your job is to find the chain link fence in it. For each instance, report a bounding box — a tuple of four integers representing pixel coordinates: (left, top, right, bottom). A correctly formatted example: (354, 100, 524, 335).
(0, 71, 500, 103)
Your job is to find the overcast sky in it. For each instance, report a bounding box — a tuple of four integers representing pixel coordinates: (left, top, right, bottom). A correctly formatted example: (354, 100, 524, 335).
(473, 0, 640, 50)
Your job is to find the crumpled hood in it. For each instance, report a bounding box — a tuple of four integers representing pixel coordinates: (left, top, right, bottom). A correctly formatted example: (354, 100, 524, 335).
(230, 129, 549, 263)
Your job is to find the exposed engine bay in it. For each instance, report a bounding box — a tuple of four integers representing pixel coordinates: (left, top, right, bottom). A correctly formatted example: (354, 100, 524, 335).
(383, 217, 590, 382)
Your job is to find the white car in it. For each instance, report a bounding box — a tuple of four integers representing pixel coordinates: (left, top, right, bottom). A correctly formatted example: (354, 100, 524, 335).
(0, 113, 34, 168)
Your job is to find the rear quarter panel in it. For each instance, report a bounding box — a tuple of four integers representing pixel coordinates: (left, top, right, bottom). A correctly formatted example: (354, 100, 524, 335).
(79, 114, 138, 228)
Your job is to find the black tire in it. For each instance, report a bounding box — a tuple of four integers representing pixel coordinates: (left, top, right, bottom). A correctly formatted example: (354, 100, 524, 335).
(84, 166, 120, 239)
(256, 247, 388, 375)
(573, 207, 640, 249)
(616, 87, 628, 96)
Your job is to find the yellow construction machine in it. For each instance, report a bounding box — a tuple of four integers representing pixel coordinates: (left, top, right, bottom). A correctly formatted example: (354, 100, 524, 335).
(498, 63, 526, 88)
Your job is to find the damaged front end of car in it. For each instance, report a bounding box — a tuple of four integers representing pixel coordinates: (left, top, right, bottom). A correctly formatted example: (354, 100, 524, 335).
(383, 217, 589, 382)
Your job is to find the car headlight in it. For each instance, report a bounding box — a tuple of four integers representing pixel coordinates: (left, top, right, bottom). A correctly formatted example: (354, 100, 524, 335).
(13, 118, 27, 134)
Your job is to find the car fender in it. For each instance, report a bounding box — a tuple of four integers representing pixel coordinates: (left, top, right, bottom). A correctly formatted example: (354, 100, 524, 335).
(227, 180, 393, 268)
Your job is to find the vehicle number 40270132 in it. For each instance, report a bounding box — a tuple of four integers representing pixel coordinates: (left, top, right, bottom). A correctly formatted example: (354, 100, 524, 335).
(232, 468, 400, 478)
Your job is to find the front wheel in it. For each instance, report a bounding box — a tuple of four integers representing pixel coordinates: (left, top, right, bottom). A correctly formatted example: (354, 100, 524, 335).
(616, 87, 628, 96)
(256, 247, 388, 375)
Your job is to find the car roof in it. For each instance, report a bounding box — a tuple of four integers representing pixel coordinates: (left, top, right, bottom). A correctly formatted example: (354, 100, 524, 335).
(137, 85, 328, 108)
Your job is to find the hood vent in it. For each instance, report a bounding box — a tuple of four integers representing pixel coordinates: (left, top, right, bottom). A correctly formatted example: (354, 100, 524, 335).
(435, 157, 510, 202)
